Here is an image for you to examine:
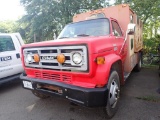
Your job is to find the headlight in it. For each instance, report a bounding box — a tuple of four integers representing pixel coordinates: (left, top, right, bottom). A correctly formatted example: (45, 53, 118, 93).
(72, 52, 82, 64)
(25, 54, 33, 63)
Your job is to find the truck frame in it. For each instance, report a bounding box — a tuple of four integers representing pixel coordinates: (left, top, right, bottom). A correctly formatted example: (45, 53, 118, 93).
(20, 4, 143, 118)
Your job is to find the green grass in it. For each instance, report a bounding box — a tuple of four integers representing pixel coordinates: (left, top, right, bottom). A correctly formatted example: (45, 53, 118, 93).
(136, 96, 160, 102)
(142, 64, 159, 69)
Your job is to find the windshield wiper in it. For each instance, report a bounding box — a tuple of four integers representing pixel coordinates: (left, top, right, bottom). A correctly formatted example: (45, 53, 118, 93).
(76, 34, 90, 37)
(58, 36, 69, 39)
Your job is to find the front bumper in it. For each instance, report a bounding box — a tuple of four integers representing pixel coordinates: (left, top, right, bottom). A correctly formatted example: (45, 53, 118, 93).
(20, 73, 108, 107)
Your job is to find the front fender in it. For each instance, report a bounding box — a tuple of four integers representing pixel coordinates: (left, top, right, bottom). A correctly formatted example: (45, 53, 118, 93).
(95, 54, 122, 85)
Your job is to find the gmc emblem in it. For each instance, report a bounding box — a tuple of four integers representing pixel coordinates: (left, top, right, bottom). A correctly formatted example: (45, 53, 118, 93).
(41, 56, 56, 60)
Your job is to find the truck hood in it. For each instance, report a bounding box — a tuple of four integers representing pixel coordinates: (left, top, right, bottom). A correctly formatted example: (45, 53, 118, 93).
(22, 36, 113, 54)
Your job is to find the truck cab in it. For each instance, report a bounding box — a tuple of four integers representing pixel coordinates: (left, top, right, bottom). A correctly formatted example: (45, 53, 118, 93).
(0, 33, 24, 84)
(20, 4, 143, 118)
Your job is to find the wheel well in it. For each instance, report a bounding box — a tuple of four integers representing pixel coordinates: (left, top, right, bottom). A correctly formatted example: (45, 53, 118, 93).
(111, 60, 124, 85)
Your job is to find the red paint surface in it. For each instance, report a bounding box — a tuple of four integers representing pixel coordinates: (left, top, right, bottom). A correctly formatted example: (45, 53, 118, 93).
(22, 34, 126, 88)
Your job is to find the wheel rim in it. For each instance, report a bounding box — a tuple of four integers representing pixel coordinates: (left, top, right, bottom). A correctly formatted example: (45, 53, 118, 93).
(139, 58, 142, 68)
(109, 79, 120, 108)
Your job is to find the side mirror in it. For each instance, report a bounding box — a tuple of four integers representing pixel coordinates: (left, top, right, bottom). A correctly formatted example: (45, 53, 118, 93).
(127, 23, 136, 35)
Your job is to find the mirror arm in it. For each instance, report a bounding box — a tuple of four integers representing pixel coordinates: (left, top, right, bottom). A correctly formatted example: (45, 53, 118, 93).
(119, 30, 128, 55)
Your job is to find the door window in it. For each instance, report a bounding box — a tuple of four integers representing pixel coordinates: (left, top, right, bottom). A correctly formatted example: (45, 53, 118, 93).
(0, 36, 15, 52)
(112, 21, 122, 37)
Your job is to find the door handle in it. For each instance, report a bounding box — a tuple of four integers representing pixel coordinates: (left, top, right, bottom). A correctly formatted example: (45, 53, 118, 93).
(16, 53, 20, 59)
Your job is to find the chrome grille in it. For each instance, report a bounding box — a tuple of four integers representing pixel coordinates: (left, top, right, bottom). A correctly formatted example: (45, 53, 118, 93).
(23, 46, 88, 71)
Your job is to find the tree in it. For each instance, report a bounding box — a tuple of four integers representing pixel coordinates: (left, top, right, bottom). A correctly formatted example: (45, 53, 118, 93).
(129, 0, 160, 24)
(20, 0, 104, 43)
(0, 21, 18, 33)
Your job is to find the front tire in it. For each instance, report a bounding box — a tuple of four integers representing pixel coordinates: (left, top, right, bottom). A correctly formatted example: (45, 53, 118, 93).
(104, 71, 120, 119)
(32, 90, 49, 99)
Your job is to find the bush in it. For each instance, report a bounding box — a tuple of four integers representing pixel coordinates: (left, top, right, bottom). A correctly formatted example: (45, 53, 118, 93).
(143, 35, 160, 54)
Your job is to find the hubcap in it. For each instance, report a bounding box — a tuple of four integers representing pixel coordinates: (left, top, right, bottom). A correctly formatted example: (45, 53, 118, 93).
(109, 79, 120, 108)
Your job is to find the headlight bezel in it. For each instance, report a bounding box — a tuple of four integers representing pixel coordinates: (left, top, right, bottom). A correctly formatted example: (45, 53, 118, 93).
(25, 53, 33, 64)
(71, 51, 83, 66)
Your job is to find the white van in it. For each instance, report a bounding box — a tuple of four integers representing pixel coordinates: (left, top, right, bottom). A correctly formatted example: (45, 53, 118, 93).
(0, 33, 24, 84)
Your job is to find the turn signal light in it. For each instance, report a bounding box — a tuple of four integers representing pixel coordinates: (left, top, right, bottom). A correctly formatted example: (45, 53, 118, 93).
(96, 57, 105, 64)
(34, 54, 40, 62)
(57, 54, 65, 64)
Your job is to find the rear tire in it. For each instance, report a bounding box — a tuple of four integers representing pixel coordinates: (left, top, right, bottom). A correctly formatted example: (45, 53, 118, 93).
(32, 90, 49, 99)
(134, 53, 142, 72)
(104, 70, 120, 119)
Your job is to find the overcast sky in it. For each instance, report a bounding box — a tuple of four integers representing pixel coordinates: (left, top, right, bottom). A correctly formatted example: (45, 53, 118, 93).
(0, 0, 25, 20)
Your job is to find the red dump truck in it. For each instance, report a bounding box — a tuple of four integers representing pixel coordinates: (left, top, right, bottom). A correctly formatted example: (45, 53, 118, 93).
(20, 4, 143, 118)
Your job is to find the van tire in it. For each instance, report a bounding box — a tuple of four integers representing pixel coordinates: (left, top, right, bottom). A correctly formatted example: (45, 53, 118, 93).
(104, 70, 120, 119)
(32, 90, 49, 99)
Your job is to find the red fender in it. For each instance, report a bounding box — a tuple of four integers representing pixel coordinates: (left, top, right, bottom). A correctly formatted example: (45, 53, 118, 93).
(95, 54, 123, 85)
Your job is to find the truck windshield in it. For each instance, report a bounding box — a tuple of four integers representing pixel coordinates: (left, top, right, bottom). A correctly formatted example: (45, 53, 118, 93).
(58, 18, 110, 39)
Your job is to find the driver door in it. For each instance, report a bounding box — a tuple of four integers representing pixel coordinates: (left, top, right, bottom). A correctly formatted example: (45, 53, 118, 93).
(111, 20, 127, 61)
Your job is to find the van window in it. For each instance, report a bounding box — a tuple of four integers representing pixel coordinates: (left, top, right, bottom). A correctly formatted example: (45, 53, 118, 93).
(0, 36, 15, 52)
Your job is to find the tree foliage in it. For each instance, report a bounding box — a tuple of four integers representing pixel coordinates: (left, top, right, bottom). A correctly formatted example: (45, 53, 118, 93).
(2, 0, 159, 53)
(20, 0, 104, 43)
(0, 21, 18, 33)
(129, 0, 160, 24)
(0, 20, 28, 42)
